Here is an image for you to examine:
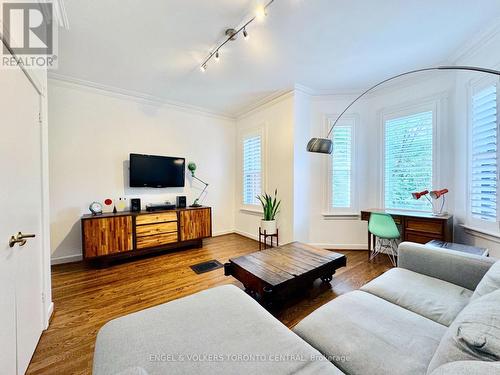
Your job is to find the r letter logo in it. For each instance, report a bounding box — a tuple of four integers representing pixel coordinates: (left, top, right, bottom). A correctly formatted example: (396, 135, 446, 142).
(2, 1, 58, 69)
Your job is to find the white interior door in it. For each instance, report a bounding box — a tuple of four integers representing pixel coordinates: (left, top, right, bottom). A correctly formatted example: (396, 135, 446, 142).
(0, 50, 44, 374)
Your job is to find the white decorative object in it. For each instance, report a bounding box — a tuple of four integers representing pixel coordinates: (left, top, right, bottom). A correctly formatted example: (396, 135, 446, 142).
(261, 220, 277, 235)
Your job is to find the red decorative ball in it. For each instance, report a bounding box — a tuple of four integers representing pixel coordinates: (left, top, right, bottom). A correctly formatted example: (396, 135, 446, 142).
(104, 199, 113, 206)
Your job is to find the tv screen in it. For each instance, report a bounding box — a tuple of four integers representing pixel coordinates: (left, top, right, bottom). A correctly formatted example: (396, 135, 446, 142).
(129, 154, 185, 188)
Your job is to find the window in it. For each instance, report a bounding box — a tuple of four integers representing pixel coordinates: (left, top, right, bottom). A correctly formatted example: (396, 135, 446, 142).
(242, 134, 262, 206)
(470, 84, 498, 223)
(329, 122, 354, 210)
(384, 111, 433, 210)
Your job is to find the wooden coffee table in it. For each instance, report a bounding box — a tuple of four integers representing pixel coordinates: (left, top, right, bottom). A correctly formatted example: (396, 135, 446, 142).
(224, 242, 346, 308)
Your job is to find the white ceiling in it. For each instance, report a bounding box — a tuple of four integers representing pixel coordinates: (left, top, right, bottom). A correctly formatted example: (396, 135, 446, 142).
(53, 0, 500, 117)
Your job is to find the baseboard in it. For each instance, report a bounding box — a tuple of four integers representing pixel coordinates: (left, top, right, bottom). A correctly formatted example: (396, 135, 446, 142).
(309, 243, 368, 250)
(50, 232, 235, 265)
(45, 301, 54, 329)
(212, 230, 236, 237)
(51, 253, 82, 265)
(234, 230, 259, 241)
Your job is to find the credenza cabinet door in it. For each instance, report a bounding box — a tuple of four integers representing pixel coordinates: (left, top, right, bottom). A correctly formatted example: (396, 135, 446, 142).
(179, 208, 212, 241)
(82, 216, 133, 258)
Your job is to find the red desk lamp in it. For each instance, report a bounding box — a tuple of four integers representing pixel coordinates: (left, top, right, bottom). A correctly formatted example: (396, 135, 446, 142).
(411, 190, 432, 206)
(430, 189, 449, 216)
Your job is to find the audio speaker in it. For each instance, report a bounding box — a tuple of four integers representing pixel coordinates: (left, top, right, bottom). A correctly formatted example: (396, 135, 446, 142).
(176, 196, 187, 208)
(130, 198, 141, 212)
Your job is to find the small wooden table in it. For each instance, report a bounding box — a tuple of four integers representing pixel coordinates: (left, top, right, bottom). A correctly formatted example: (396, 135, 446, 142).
(224, 242, 346, 308)
(426, 240, 489, 257)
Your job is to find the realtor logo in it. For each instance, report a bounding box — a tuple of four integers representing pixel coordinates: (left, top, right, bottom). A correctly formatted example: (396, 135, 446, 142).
(2, 1, 58, 68)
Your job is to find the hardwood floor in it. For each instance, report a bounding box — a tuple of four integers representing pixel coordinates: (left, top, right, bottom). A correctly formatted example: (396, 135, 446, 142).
(27, 234, 392, 375)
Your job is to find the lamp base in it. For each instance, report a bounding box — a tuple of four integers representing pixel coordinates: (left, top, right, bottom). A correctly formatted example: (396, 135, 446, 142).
(432, 211, 448, 217)
(189, 203, 202, 208)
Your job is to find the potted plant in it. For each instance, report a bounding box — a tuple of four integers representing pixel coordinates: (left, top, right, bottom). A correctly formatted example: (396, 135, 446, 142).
(257, 189, 281, 235)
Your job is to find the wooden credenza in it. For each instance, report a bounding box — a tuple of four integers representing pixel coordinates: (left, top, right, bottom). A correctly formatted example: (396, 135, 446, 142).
(81, 207, 212, 262)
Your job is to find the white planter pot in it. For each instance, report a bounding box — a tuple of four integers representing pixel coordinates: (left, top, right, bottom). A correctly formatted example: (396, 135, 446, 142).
(261, 220, 277, 235)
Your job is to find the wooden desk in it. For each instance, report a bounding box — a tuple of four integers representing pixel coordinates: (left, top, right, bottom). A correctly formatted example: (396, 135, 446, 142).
(361, 209, 453, 258)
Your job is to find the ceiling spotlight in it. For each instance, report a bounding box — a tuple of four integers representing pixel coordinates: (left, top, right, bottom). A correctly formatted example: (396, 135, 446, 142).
(215, 50, 220, 62)
(255, 5, 267, 21)
(200, 64, 207, 72)
(243, 28, 249, 40)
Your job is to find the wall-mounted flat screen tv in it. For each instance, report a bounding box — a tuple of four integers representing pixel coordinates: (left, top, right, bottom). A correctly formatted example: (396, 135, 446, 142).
(129, 153, 185, 188)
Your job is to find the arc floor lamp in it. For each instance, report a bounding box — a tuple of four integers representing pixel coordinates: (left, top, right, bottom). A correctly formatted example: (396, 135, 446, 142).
(307, 65, 500, 154)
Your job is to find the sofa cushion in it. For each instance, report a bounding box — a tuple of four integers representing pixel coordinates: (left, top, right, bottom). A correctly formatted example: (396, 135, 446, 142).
(360, 268, 473, 326)
(471, 260, 500, 301)
(429, 361, 500, 375)
(293, 290, 447, 375)
(116, 367, 149, 375)
(427, 289, 500, 374)
(93, 285, 343, 375)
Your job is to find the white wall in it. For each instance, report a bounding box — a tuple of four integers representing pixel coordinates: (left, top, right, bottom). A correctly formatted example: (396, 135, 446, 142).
(292, 90, 313, 243)
(452, 25, 500, 258)
(48, 80, 236, 263)
(234, 93, 295, 244)
(307, 74, 455, 249)
(234, 75, 456, 250)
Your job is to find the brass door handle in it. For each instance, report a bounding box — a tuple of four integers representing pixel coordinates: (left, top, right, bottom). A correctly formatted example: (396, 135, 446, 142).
(9, 232, 36, 248)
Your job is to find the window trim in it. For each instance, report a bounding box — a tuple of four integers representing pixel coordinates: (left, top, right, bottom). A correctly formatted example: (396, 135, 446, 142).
(239, 124, 267, 211)
(380, 100, 439, 211)
(466, 76, 500, 231)
(324, 114, 358, 216)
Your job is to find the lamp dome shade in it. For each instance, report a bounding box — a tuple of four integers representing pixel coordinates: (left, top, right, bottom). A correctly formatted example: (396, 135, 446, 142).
(307, 138, 333, 154)
(412, 190, 429, 200)
(187, 162, 197, 176)
(430, 189, 448, 199)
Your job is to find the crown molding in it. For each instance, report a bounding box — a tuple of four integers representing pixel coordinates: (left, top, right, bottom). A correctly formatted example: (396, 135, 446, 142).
(295, 83, 361, 98)
(234, 89, 294, 119)
(446, 16, 500, 64)
(47, 73, 236, 121)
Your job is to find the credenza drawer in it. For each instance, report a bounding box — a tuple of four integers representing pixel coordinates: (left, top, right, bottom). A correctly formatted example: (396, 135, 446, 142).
(136, 212, 177, 225)
(136, 232, 178, 249)
(136, 222, 177, 237)
(405, 219, 443, 235)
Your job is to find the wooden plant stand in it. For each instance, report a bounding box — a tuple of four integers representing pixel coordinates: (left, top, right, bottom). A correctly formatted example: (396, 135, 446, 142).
(259, 227, 279, 250)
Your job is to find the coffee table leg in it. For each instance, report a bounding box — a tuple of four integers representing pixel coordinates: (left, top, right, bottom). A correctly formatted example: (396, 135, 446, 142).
(263, 286, 274, 308)
(321, 268, 336, 283)
(321, 275, 333, 283)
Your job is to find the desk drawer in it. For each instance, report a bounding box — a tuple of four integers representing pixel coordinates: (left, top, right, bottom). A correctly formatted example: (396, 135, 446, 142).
(405, 219, 443, 235)
(136, 222, 177, 237)
(136, 232, 178, 249)
(136, 212, 177, 225)
(406, 231, 442, 244)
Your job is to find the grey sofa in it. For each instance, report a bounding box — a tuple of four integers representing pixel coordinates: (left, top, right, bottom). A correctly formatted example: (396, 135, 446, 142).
(94, 242, 500, 375)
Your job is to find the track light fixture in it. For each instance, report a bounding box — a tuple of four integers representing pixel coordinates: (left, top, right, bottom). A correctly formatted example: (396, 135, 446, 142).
(199, 0, 274, 72)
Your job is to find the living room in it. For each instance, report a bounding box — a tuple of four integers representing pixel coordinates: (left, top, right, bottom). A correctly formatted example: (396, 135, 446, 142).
(1, 0, 500, 374)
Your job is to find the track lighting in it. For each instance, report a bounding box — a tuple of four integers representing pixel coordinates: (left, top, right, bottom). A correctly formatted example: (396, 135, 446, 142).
(199, 0, 274, 72)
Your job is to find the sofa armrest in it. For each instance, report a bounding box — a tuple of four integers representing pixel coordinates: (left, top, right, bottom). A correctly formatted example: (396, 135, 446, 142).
(398, 242, 496, 290)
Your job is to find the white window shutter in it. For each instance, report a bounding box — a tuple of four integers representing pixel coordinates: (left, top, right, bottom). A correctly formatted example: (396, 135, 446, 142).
(243, 135, 262, 205)
(471, 85, 498, 222)
(384, 111, 433, 210)
(331, 125, 352, 208)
